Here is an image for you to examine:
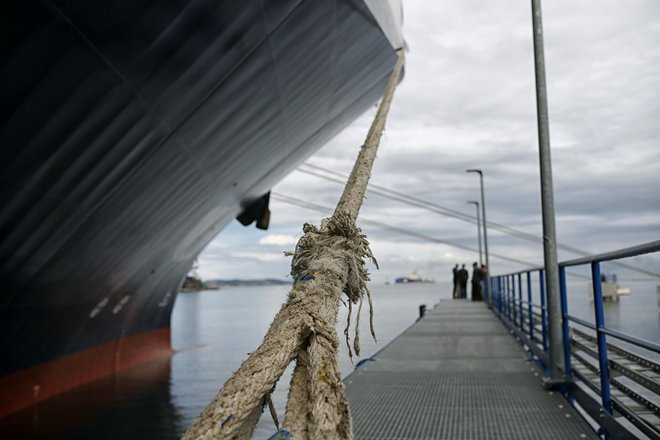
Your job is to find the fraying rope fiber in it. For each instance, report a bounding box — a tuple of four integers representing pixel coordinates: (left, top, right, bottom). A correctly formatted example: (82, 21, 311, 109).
(181, 49, 404, 440)
(290, 216, 378, 360)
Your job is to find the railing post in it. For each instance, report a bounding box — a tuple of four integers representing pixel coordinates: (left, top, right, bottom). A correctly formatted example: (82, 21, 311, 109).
(510, 275, 514, 324)
(591, 262, 612, 424)
(504, 276, 508, 318)
(540, 270, 548, 354)
(559, 266, 572, 379)
(497, 277, 502, 313)
(504, 276, 508, 319)
(518, 273, 524, 332)
(511, 275, 516, 326)
(506, 276, 512, 323)
(527, 272, 534, 342)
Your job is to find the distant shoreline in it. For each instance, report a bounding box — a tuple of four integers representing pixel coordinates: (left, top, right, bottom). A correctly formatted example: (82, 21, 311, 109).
(205, 278, 290, 287)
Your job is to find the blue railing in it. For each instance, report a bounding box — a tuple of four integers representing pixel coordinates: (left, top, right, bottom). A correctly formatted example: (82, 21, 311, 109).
(490, 266, 550, 369)
(491, 240, 660, 440)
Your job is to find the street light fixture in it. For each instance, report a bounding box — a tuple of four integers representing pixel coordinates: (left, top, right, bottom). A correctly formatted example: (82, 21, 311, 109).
(466, 169, 491, 305)
(467, 201, 483, 266)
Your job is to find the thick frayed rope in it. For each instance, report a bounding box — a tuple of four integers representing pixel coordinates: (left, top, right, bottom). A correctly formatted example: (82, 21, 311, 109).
(289, 215, 378, 361)
(181, 49, 404, 440)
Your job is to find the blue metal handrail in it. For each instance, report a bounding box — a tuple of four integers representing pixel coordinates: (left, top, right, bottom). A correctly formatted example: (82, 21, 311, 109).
(600, 327, 660, 354)
(491, 239, 660, 439)
(559, 240, 660, 267)
(491, 268, 549, 353)
(566, 314, 660, 354)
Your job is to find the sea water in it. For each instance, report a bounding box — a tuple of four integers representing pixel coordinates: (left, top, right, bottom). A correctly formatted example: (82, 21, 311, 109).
(1, 281, 658, 439)
(171, 283, 448, 438)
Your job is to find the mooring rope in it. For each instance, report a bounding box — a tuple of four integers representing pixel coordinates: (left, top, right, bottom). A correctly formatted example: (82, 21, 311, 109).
(182, 49, 404, 440)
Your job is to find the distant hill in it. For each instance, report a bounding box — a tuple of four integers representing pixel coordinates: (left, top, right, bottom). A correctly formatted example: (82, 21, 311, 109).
(205, 278, 290, 287)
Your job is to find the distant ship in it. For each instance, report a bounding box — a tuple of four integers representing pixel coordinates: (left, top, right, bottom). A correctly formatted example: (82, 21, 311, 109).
(395, 271, 435, 284)
(0, 0, 404, 417)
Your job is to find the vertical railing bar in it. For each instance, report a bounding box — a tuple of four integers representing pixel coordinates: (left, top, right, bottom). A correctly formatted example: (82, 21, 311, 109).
(591, 261, 612, 437)
(505, 276, 509, 319)
(498, 277, 503, 314)
(510, 274, 515, 326)
(518, 273, 524, 332)
(504, 276, 509, 321)
(527, 271, 534, 343)
(559, 265, 572, 379)
(513, 274, 518, 328)
(504, 275, 509, 321)
(501, 277, 504, 314)
(540, 269, 548, 353)
(510, 275, 514, 324)
(512, 274, 516, 325)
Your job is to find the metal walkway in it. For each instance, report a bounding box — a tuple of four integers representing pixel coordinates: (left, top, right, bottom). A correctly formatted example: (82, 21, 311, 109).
(345, 300, 599, 439)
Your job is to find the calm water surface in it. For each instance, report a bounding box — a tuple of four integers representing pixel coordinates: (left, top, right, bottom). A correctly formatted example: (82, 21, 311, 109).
(0, 283, 446, 439)
(1, 281, 658, 439)
(172, 283, 449, 438)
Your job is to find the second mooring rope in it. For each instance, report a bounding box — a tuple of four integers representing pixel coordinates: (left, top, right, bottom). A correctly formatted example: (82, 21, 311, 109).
(182, 49, 404, 440)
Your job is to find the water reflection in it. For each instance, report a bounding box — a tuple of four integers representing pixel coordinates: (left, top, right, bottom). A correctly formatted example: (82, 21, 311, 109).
(0, 357, 179, 439)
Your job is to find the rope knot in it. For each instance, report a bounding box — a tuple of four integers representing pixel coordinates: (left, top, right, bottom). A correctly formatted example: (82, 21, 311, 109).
(289, 214, 378, 362)
(291, 214, 377, 302)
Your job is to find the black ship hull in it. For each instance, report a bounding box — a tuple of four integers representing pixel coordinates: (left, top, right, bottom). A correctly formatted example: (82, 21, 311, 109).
(0, 0, 402, 415)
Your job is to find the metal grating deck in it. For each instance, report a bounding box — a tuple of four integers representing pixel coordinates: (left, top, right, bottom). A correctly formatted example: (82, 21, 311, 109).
(345, 301, 599, 439)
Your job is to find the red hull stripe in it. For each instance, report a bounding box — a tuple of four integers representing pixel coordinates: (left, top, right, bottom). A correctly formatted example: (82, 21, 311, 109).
(0, 328, 172, 418)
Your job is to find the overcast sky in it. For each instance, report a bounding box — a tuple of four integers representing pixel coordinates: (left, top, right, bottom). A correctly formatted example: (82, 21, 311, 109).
(197, 0, 660, 284)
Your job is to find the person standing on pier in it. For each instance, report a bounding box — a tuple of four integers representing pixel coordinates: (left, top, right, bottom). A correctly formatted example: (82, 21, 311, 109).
(452, 264, 459, 298)
(458, 264, 468, 298)
(481, 264, 488, 298)
(471, 262, 483, 301)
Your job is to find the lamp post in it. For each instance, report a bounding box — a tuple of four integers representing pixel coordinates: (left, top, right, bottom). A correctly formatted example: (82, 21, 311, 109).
(466, 169, 491, 306)
(530, 0, 563, 385)
(467, 201, 483, 266)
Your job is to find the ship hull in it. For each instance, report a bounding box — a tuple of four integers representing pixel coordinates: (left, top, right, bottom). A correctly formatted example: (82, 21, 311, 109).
(0, 0, 402, 415)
